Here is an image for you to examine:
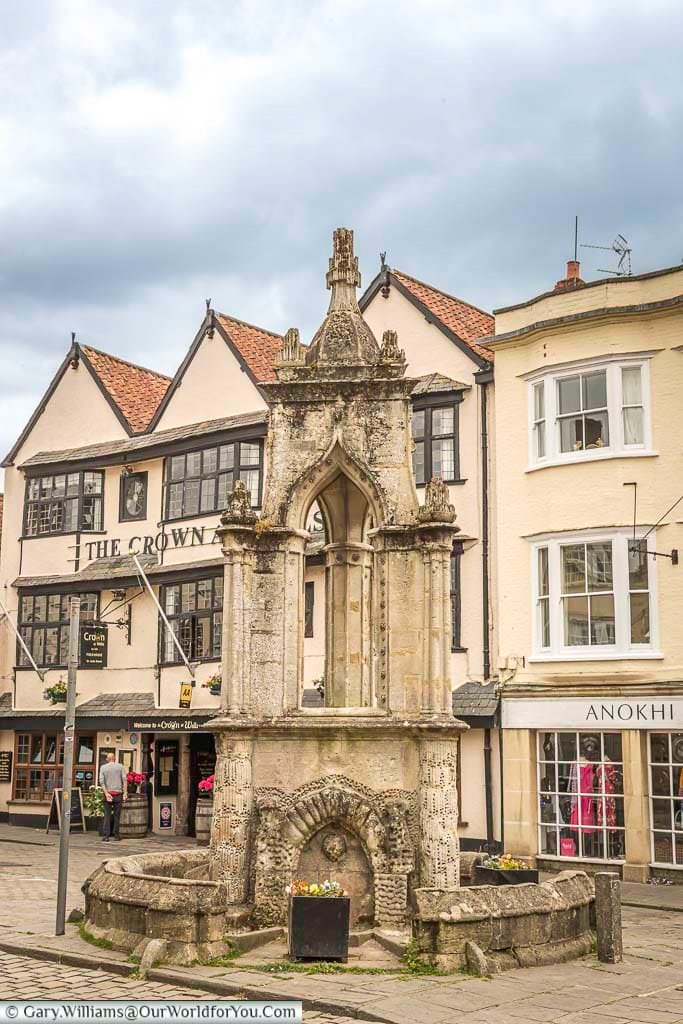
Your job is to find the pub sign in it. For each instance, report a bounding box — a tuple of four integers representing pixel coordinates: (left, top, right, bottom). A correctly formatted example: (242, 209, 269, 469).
(0, 752, 12, 783)
(79, 623, 108, 669)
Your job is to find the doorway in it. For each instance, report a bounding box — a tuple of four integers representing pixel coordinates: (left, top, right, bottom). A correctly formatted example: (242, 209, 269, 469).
(188, 733, 216, 837)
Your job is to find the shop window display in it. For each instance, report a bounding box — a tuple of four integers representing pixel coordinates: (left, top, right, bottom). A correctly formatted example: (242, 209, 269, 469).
(538, 731, 625, 861)
(649, 732, 683, 866)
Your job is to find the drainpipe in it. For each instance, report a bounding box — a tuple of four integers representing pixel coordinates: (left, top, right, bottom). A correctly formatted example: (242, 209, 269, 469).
(498, 712, 505, 851)
(475, 367, 493, 682)
(484, 726, 494, 850)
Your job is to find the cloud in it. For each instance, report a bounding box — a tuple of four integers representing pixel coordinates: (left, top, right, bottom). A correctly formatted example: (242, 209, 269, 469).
(1, 0, 682, 475)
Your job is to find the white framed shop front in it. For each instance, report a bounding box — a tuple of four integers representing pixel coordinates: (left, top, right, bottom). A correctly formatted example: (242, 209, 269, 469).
(502, 696, 683, 878)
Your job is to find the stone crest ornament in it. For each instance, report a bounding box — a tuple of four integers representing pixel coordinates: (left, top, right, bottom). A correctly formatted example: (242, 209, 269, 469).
(418, 476, 458, 524)
(220, 479, 257, 526)
(322, 832, 348, 863)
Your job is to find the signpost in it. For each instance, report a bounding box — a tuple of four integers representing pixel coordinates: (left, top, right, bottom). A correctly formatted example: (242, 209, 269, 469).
(80, 622, 107, 669)
(56, 596, 80, 936)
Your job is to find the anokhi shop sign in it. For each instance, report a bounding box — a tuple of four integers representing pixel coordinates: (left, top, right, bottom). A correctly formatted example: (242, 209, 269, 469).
(502, 697, 683, 730)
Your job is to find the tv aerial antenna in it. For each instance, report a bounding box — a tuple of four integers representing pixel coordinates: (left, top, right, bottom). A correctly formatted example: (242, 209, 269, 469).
(580, 234, 632, 276)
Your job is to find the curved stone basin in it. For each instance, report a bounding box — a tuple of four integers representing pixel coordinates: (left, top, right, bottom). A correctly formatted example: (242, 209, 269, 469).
(83, 848, 230, 965)
(413, 870, 595, 974)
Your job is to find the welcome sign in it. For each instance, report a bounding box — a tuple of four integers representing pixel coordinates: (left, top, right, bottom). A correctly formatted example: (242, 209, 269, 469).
(502, 697, 683, 730)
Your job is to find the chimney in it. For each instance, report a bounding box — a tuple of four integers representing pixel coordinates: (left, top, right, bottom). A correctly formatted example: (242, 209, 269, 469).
(554, 259, 585, 292)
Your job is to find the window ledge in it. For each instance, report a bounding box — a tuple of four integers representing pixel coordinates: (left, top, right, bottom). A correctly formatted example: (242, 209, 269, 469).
(451, 647, 468, 654)
(529, 651, 663, 663)
(539, 854, 625, 865)
(417, 479, 467, 488)
(526, 449, 658, 473)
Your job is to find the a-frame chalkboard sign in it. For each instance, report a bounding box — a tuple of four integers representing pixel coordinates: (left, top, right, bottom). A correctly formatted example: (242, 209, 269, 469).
(46, 788, 86, 834)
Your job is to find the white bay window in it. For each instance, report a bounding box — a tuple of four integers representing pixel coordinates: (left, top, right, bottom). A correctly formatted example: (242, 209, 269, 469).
(532, 531, 658, 660)
(528, 358, 652, 467)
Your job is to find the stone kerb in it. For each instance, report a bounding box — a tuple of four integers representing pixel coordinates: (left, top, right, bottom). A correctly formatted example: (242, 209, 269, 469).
(412, 870, 594, 973)
(84, 850, 230, 965)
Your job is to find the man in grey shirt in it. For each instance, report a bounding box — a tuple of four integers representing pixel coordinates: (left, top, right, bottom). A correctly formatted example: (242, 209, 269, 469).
(99, 753, 127, 842)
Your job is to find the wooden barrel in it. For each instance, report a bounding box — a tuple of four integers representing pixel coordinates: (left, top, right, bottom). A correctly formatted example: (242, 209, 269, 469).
(195, 799, 213, 846)
(119, 792, 148, 838)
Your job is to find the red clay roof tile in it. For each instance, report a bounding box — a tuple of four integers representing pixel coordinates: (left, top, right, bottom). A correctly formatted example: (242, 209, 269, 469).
(392, 270, 494, 361)
(82, 346, 172, 433)
(216, 313, 283, 383)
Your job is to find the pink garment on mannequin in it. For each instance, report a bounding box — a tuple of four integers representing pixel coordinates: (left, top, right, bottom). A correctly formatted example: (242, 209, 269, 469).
(570, 762, 596, 833)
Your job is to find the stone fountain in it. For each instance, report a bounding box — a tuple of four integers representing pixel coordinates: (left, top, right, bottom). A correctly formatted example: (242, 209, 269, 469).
(84, 229, 594, 972)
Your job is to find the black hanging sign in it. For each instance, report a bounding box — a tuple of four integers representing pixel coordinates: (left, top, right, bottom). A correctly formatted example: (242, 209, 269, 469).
(0, 752, 12, 783)
(80, 623, 108, 669)
(46, 788, 86, 833)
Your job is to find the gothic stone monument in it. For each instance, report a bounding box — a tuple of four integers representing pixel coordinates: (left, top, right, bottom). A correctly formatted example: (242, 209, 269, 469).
(208, 228, 465, 929)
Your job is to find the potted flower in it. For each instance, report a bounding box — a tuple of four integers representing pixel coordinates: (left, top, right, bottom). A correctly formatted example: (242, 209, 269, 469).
(201, 673, 222, 697)
(473, 853, 538, 887)
(195, 774, 214, 846)
(84, 785, 105, 832)
(126, 771, 146, 794)
(287, 879, 350, 962)
(43, 678, 67, 704)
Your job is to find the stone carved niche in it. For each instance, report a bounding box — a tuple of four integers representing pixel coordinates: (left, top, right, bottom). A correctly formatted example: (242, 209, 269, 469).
(252, 777, 415, 928)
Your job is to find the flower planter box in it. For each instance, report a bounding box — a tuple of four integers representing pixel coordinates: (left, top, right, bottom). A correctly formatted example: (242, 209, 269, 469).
(473, 865, 539, 886)
(288, 896, 350, 962)
(208, 684, 221, 697)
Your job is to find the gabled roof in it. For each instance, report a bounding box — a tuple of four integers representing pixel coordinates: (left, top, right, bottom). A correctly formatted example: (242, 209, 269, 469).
(360, 265, 494, 367)
(412, 372, 470, 396)
(80, 346, 171, 433)
(2, 341, 172, 467)
(149, 309, 283, 430)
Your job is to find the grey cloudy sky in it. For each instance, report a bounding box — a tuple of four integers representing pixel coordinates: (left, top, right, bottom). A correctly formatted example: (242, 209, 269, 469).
(1, 0, 682, 476)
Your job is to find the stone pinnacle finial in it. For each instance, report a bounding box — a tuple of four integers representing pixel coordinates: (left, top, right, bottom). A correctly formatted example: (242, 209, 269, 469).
(220, 479, 257, 526)
(379, 329, 406, 365)
(417, 477, 458, 525)
(278, 327, 305, 365)
(326, 228, 361, 303)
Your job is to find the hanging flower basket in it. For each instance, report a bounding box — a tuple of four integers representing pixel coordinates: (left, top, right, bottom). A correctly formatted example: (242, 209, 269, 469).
(43, 679, 67, 704)
(201, 673, 222, 697)
(286, 881, 350, 962)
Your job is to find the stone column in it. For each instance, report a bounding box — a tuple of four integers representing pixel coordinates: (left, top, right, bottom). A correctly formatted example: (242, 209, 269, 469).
(418, 735, 460, 888)
(220, 531, 255, 714)
(324, 541, 374, 707)
(420, 539, 453, 715)
(209, 732, 254, 903)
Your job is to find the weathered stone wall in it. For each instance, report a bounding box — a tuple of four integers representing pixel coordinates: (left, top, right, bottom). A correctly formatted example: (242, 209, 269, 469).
(413, 870, 594, 973)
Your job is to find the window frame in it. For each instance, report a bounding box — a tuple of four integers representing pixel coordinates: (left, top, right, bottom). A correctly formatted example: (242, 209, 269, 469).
(450, 545, 464, 652)
(162, 439, 264, 523)
(23, 470, 105, 538)
(530, 529, 659, 661)
(537, 730, 626, 863)
(158, 574, 223, 666)
(527, 357, 653, 469)
(648, 732, 683, 867)
(411, 395, 463, 487)
(16, 592, 99, 670)
(12, 730, 96, 802)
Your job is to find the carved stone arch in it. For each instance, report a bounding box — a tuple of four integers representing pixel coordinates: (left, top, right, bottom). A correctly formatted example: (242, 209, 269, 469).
(283, 785, 389, 877)
(285, 438, 387, 536)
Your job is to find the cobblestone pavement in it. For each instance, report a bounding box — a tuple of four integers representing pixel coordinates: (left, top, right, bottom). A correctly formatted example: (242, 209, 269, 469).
(1, 827, 683, 1022)
(0, 952, 353, 1023)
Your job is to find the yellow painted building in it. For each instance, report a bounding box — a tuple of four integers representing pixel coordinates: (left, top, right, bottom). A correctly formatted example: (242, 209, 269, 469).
(491, 260, 683, 880)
